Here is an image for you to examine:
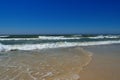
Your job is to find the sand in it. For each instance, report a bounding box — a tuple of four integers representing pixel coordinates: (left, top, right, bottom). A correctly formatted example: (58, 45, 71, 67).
(0, 44, 120, 80)
(0, 47, 91, 80)
(80, 44, 120, 80)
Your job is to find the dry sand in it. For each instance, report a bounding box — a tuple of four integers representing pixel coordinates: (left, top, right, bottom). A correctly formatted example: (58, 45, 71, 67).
(80, 45, 120, 80)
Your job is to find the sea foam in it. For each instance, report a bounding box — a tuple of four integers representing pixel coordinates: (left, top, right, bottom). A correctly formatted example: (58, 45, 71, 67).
(0, 40, 120, 52)
(88, 35, 120, 39)
(0, 36, 80, 41)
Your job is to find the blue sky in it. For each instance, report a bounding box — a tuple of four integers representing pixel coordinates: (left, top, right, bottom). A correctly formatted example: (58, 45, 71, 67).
(0, 0, 120, 34)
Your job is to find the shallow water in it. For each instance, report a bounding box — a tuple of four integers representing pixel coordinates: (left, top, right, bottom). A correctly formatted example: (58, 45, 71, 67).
(0, 47, 92, 80)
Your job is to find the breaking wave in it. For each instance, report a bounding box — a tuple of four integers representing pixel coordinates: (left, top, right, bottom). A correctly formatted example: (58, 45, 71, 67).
(0, 36, 81, 41)
(0, 40, 120, 52)
(38, 36, 81, 40)
(0, 35, 119, 41)
(88, 35, 120, 39)
(0, 36, 9, 38)
(0, 38, 41, 41)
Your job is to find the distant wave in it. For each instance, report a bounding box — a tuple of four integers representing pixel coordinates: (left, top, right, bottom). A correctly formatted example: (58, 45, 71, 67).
(0, 36, 9, 38)
(0, 36, 81, 41)
(0, 38, 40, 41)
(38, 36, 80, 40)
(88, 35, 120, 39)
(0, 35, 119, 41)
(0, 40, 120, 52)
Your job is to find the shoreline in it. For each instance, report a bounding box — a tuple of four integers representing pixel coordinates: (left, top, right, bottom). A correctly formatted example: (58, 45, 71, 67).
(0, 47, 92, 80)
(0, 44, 120, 80)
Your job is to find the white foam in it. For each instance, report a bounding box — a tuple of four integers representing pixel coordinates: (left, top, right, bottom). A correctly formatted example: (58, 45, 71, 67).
(0, 35, 119, 41)
(0, 36, 9, 38)
(0, 40, 120, 52)
(38, 36, 80, 40)
(88, 35, 104, 39)
(0, 38, 40, 41)
(88, 35, 120, 39)
(104, 35, 120, 38)
(0, 36, 80, 41)
(42, 72, 53, 78)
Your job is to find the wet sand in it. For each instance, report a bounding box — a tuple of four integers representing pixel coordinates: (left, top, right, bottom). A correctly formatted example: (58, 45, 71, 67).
(0, 47, 91, 80)
(80, 44, 120, 80)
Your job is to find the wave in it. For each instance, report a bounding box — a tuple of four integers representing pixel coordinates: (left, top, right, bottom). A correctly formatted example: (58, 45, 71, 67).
(38, 36, 81, 40)
(88, 35, 120, 39)
(0, 40, 120, 52)
(0, 36, 9, 38)
(0, 35, 119, 41)
(0, 38, 40, 41)
(0, 36, 81, 41)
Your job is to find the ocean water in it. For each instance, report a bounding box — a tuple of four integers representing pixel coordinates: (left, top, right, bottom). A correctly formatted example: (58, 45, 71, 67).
(0, 34, 120, 52)
(0, 34, 120, 80)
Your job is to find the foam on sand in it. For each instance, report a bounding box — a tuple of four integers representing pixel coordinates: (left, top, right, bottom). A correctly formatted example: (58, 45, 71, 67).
(0, 47, 92, 80)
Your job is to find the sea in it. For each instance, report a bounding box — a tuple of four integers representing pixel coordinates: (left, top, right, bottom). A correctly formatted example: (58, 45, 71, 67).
(0, 34, 120, 80)
(0, 34, 120, 52)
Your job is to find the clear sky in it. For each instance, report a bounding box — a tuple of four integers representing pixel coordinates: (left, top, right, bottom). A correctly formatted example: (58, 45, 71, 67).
(0, 0, 120, 34)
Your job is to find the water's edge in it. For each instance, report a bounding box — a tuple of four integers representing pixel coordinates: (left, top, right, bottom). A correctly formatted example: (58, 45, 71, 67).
(0, 47, 93, 80)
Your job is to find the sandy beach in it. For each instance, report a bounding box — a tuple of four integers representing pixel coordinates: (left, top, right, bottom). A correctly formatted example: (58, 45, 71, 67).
(0, 0, 120, 79)
(0, 44, 120, 80)
(80, 44, 120, 80)
(0, 47, 91, 80)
